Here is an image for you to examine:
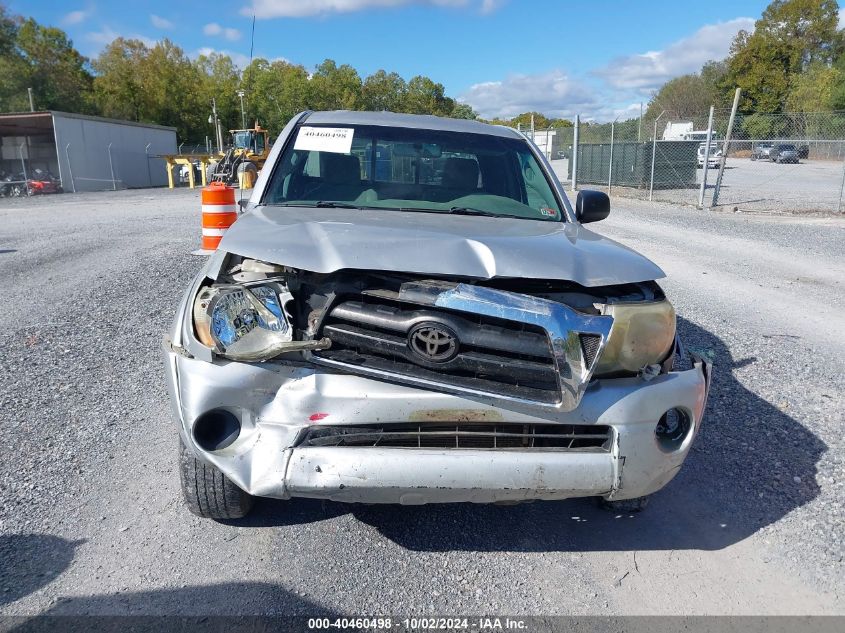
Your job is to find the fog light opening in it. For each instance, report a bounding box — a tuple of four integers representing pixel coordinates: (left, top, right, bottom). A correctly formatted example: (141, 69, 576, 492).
(655, 408, 691, 452)
(193, 409, 241, 452)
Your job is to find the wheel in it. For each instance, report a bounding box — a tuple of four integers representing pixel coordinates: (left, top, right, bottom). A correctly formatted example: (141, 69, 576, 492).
(179, 439, 254, 519)
(237, 161, 259, 188)
(598, 495, 650, 513)
(750, 154, 756, 161)
(10, 184, 25, 197)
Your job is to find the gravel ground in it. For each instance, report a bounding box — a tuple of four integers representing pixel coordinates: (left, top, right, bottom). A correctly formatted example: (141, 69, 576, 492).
(0, 189, 843, 617)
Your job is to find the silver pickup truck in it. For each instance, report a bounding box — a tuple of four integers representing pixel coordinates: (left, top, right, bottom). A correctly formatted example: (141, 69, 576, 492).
(163, 111, 711, 519)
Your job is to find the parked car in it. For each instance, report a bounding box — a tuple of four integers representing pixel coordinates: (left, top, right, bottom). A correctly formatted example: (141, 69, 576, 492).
(750, 142, 775, 160)
(163, 111, 712, 519)
(771, 144, 800, 163)
(797, 144, 810, 159)
(697, 142, 722, 168)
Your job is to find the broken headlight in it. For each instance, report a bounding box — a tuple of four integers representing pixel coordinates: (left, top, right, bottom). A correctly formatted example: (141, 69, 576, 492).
(193, 282, 294, 361)
(593, 300, 676, 375)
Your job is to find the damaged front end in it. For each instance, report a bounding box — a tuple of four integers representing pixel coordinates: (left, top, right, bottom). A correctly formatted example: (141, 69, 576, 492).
(164, 252, 710, 505)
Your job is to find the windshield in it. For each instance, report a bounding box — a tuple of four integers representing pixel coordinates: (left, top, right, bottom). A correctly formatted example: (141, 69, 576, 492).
(263, 124, 564, 221)
(233, 131, 265, 154)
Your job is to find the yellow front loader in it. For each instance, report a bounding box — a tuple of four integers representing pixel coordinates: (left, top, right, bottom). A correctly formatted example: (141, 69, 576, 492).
(207, 124, 271, 188)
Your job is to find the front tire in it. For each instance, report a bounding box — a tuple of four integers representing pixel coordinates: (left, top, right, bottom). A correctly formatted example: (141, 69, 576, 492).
(179, 439, 254, 520)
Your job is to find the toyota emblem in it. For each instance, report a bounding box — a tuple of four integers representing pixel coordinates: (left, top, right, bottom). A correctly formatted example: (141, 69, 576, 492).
(408, 323, 459, 362)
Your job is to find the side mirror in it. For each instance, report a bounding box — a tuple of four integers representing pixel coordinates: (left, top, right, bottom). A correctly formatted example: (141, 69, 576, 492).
(575, 190, 610, 224)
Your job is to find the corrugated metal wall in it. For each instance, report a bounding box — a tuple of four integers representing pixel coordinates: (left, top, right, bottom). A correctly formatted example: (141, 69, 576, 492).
(51, 112, 177, 192)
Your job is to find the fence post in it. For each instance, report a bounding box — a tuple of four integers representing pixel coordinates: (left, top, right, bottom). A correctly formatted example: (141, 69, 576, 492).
(649, 111, 665, 202)
(712, 88, 741, 208)
(18, 143, 29, 196)
(571, 115, 579, 192)
(107, 143, 116, 191)
(64, 143, 76, 193)
(608, 118, 616, 195)
(698, 105, 715, 209)
(145, 143, 152, 187)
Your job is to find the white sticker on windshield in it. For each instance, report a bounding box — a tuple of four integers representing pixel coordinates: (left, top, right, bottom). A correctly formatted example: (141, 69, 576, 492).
(293, 126, 355, 154)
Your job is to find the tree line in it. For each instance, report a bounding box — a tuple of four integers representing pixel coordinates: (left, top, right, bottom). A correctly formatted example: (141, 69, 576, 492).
(0, 3, 480, 142)
(3, 0, 843, 144)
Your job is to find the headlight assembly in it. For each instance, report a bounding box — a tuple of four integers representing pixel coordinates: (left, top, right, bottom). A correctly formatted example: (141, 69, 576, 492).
(193, 282, 329, 361)
(593, 300, 676, 375)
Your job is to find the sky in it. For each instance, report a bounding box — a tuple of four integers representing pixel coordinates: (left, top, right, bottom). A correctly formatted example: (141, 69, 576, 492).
(9, 0, 845, 121)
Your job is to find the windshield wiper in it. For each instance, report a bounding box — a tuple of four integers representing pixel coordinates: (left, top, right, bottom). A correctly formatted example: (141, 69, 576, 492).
(448, 206, 528, 220)
(314, 201, 362, 208)
(275, 201, 362, 209)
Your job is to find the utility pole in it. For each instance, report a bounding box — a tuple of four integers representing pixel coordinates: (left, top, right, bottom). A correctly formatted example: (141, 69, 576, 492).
(638, 102, 643, 142)
(210, 98, 224, 153)
(27, 88, 34, 112)
(237, 90, 246, 129)
(649, 110, 666, 201)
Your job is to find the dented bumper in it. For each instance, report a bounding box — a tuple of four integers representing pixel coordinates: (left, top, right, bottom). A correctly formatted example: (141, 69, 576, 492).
(164, 347, 710, 504)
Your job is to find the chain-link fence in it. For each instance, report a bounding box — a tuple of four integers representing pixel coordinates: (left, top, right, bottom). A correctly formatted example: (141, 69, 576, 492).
(709, 110, 845, 213)
(531, 109, 845, 214)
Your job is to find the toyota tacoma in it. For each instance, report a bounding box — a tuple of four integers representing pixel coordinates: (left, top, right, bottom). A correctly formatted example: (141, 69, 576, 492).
(163, 111, 711, 519)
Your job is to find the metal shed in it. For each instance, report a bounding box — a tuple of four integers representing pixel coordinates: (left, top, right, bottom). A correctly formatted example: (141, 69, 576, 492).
(0, 111, 177, 193)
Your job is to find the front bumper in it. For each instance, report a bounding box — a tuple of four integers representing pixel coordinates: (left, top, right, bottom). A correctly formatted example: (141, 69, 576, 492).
(164, 348, 711, 504)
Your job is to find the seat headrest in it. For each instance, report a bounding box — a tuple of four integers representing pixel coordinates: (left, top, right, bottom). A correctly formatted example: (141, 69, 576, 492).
(321, 153, 361, 184)
(442, 158, 480, 190)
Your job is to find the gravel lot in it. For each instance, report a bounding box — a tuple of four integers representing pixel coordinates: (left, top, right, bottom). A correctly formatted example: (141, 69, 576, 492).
(551, 156, 845, 213)
(0, 189, 843, 616)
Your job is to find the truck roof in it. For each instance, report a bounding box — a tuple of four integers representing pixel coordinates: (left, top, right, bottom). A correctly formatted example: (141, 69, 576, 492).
(304, 110, 523, 139)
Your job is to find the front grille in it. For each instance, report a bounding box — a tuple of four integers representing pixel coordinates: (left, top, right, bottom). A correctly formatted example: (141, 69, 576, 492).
(298, 423, 613, 451)
(315, 297, 561, 403)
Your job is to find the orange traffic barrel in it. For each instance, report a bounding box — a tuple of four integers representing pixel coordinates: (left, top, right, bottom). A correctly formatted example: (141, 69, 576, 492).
(201, 182, 237, 251)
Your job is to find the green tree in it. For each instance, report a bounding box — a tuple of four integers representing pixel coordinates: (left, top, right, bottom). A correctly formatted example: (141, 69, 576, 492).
(195, 51, 241, 132)
(93, 38, 205, 141)
(361, 70, 407, 112)
(0, 4, 27, 111)
(92, 38, 148, 121)
(248, 59, 311, 134)
(727, 0, 840, 112)
(450, 102, 477, 120)
(402, 75, 454, 116)
(787, 62, 842, 111)
(15, 18, 93, 112)
(310, 59, 362, 110)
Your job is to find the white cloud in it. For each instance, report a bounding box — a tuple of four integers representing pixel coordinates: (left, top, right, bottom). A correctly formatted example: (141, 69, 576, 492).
(204, 22, 241, 40)
(150, 14, 174, 29)
(85, 26, 156, 48)
(242, 0, 501, 18)
(460, 70, 597, 120)
(61, 9, 90, 26)
(594, 17, 754, 93)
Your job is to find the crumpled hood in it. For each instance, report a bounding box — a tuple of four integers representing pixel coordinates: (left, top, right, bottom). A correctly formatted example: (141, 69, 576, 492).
(219, 206, 664, 287)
